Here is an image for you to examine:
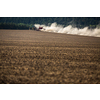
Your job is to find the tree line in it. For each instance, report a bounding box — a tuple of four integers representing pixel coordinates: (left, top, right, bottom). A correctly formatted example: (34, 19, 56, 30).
(0, 23, 29, 29)
(0, 17, 100, 29)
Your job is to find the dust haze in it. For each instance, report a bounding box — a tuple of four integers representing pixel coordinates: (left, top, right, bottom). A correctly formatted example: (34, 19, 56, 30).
(34, 22, 100, 37)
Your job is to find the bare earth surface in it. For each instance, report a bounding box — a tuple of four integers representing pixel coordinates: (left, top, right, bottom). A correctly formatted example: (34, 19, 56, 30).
(0, 30, 100, 84)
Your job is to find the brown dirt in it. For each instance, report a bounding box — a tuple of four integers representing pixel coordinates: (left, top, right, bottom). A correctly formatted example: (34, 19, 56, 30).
(0, 29, 100, 84)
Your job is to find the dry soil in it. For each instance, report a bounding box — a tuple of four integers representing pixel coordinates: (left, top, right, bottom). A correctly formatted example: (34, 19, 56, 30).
(0, 30, 100, 84)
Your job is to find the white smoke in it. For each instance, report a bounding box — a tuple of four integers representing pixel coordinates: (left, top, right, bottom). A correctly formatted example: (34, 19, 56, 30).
(34, 22, 100, 37)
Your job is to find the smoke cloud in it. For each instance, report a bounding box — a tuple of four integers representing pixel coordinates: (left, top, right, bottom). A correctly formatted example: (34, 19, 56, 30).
(34, 22, 100, 37)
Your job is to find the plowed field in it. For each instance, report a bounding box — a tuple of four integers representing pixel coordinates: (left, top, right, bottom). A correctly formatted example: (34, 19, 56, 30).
(0, 30, 100, 83)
